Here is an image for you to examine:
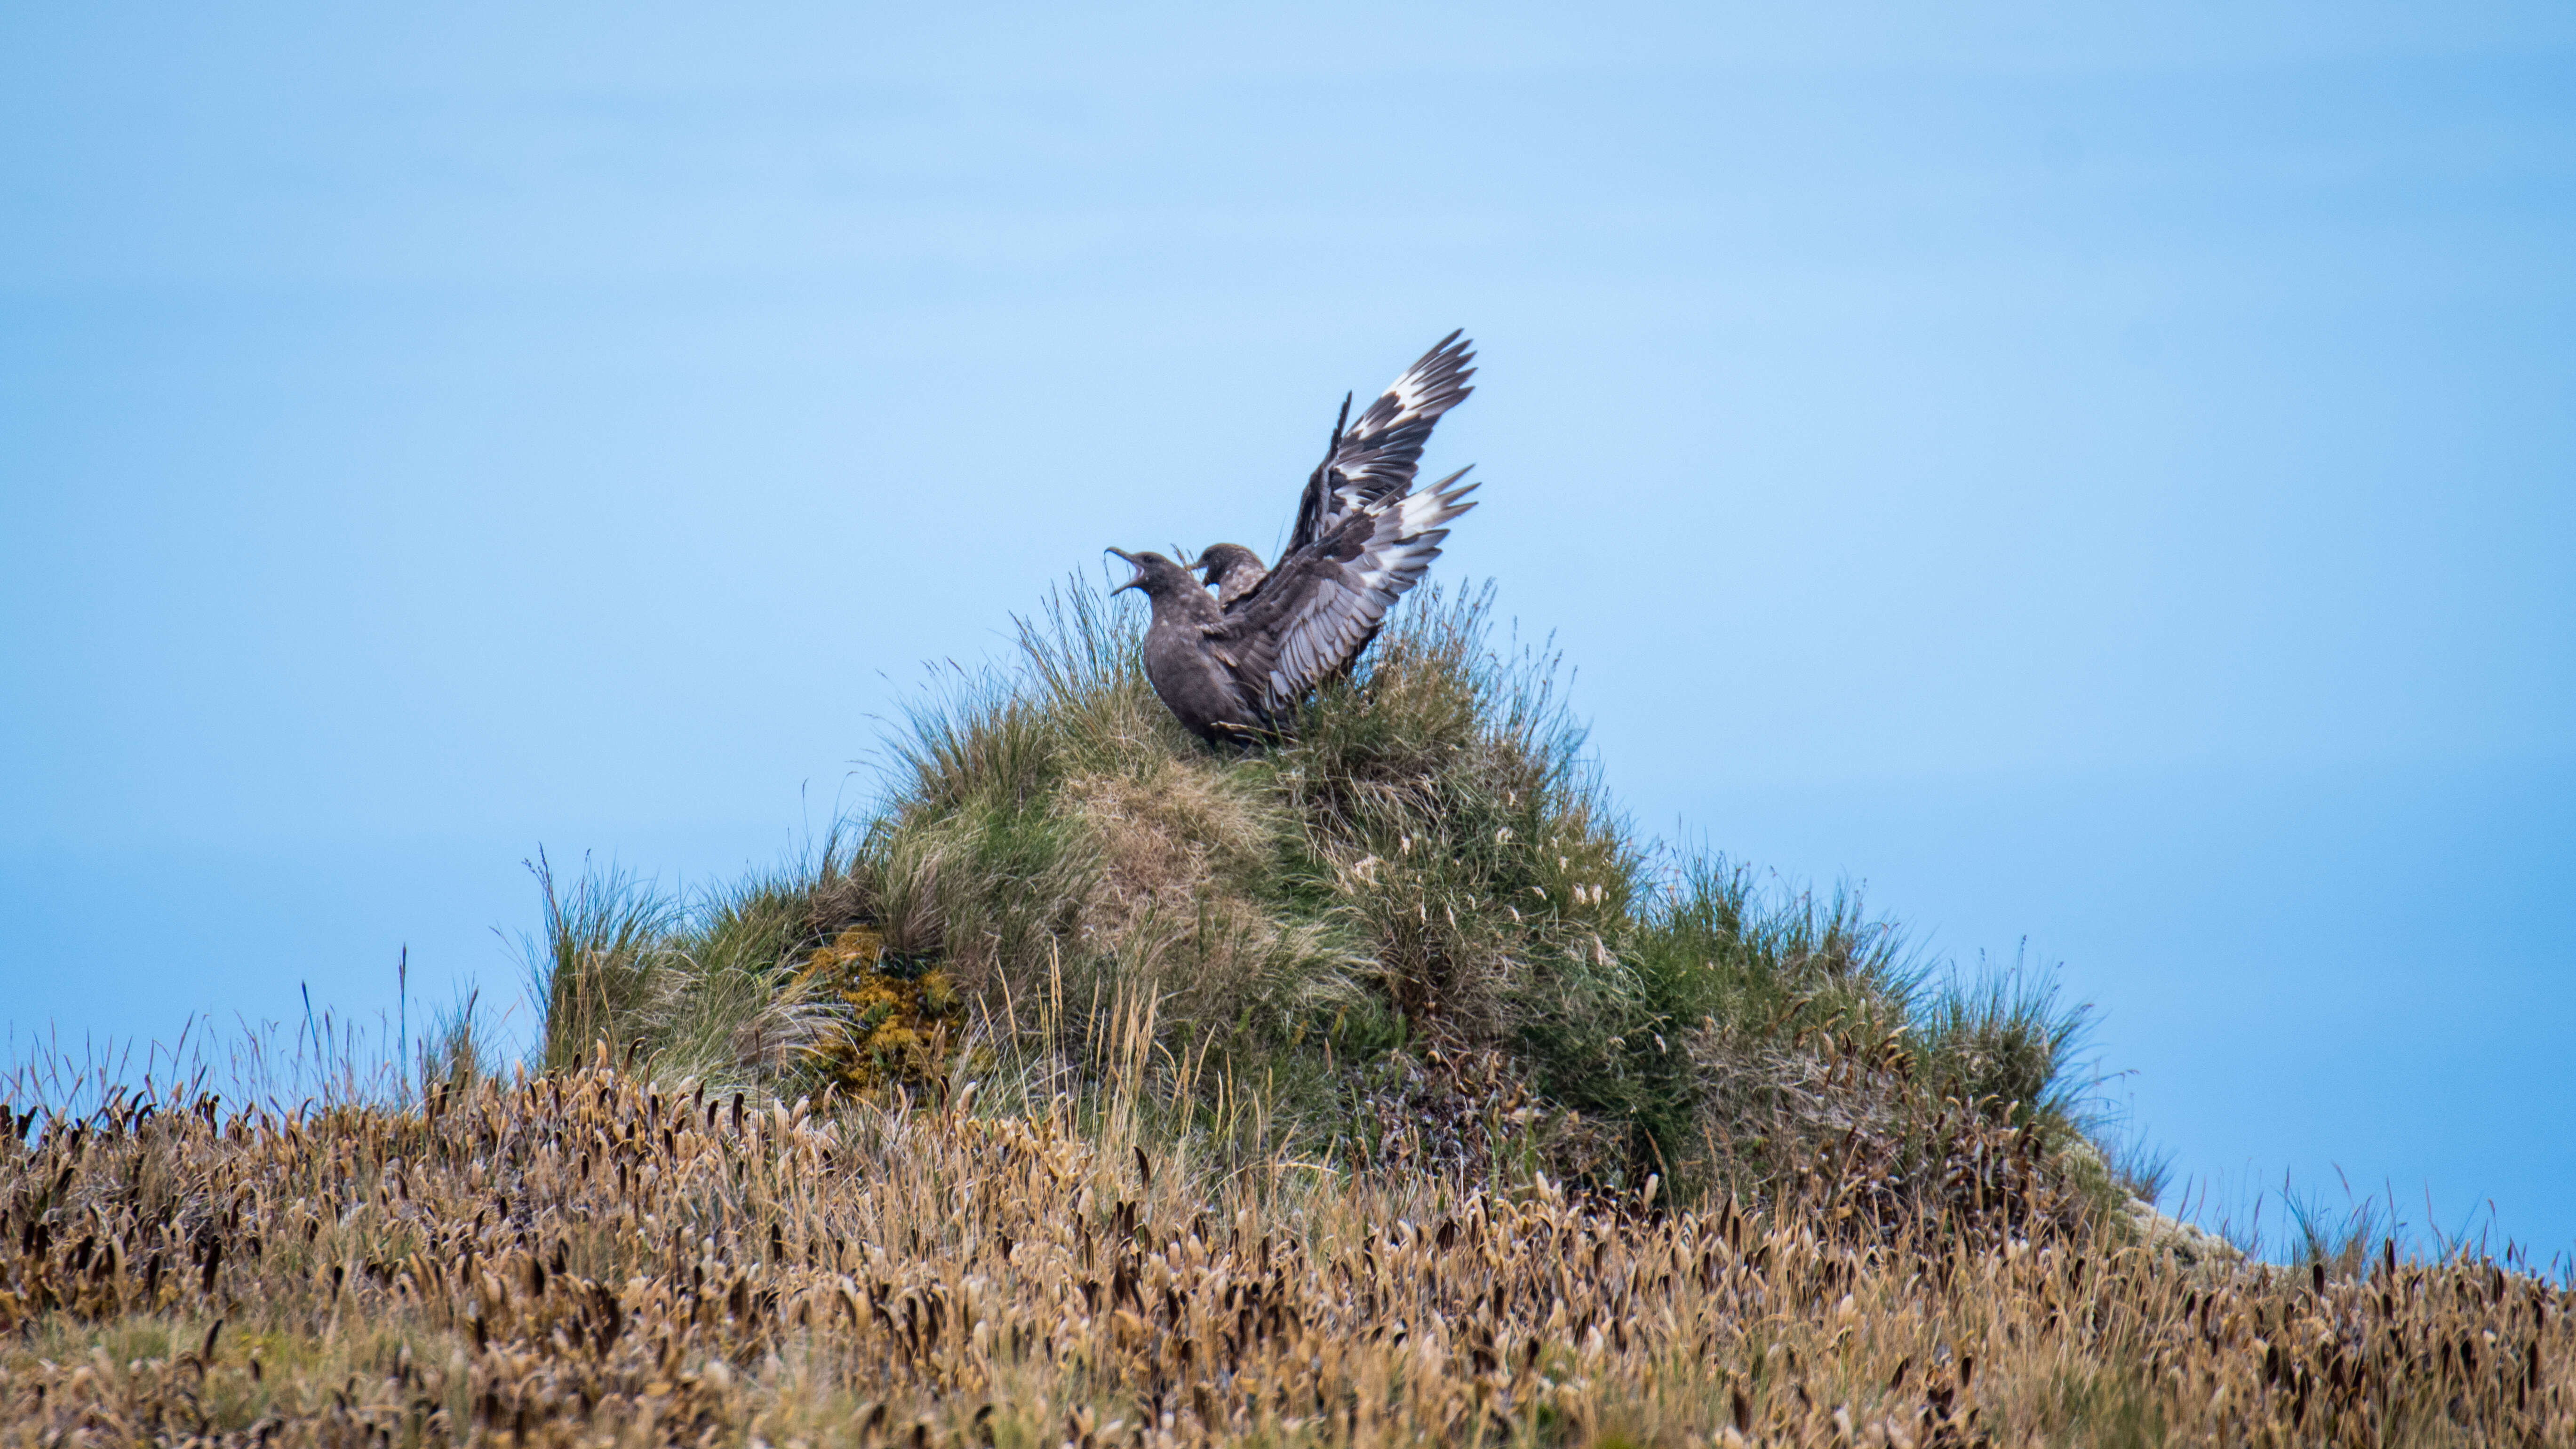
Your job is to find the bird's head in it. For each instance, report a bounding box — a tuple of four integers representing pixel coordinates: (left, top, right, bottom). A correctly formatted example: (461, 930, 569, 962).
(1189, 543, 1262, 589)
(1107, 547, 1193, 598)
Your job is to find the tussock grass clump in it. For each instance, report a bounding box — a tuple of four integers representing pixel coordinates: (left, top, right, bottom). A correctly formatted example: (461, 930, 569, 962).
(856, 582, 1370, 1051)
(3, 1058, 2570, 1448)
(525, 853, 837, 1087)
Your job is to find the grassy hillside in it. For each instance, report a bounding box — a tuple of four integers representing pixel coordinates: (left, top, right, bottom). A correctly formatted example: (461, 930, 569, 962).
(6, 580, 2570, 1446)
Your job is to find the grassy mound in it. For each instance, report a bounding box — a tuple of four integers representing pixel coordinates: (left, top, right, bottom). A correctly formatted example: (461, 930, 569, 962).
(526, 581, 2095, 1209)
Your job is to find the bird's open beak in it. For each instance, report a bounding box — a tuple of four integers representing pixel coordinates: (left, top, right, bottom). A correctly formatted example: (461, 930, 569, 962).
(1105, 547, 1143, 594)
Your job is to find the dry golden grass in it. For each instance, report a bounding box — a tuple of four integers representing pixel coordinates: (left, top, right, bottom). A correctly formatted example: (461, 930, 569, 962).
(5, 1033, 2569, 1449)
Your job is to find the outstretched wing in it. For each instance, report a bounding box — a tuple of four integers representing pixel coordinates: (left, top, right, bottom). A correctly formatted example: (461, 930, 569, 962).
(1288, 332, 1476, 554)
(1213, 469, 1479, 716)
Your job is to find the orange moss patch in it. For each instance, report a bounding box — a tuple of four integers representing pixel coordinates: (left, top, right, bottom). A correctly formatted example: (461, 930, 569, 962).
(797, 925, 963, 1092)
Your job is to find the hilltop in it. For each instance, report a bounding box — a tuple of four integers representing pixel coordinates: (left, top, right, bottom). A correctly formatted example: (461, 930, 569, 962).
(3, 581, 2568, 1446)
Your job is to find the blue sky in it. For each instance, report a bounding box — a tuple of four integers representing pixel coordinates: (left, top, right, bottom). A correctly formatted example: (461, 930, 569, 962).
(3, 3, 2570, 1253)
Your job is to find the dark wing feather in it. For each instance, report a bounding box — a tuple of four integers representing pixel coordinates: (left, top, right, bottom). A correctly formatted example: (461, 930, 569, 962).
(1213, 469, 1479, 716)
(1288, 332, 1476, 554)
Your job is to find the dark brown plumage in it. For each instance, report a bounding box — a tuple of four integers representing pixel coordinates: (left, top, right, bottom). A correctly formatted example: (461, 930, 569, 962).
(1111, 334, 1481, 744)
(1109, 548, 1258, 744)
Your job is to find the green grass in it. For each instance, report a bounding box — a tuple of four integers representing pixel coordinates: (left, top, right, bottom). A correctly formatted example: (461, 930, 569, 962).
(524, 575, 2104, 1208)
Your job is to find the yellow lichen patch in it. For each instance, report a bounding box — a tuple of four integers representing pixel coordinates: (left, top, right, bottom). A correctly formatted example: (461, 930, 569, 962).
(796, 924, 883, 985)
(798, 925, 962, 1091)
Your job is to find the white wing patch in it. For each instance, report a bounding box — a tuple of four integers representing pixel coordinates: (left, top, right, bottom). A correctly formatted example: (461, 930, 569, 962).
(1251, 469, 1479, 713)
